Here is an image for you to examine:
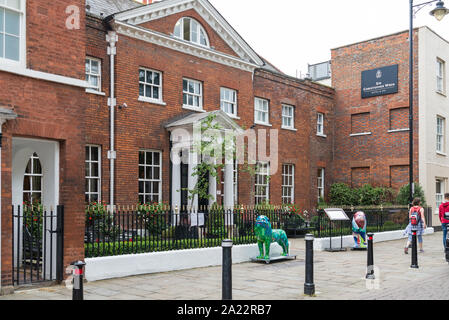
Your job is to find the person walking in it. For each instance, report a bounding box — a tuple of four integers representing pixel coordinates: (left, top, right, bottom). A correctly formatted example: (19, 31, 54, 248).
(404, 198, 427, 254)
(438, 193, 449, 250)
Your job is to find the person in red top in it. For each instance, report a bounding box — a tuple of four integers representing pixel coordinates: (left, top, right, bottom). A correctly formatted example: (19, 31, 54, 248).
(438, 193, 449, 249)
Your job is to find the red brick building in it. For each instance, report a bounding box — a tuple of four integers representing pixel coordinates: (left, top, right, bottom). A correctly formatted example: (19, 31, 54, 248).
(331, 30, 419, 191)
(0, 0, 88, 291)
(0, 0, 334, 290)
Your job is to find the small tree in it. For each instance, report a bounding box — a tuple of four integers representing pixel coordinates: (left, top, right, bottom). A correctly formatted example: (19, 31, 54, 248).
(396, 183, 426, 206)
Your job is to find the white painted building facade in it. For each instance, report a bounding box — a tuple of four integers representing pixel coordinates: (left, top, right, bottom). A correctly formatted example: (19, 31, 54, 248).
(418, 26, 449, 226)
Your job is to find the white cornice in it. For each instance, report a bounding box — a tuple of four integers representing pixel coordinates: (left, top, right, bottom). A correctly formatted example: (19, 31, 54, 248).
(114, 0, 264, 66)
(114, 21, 258, 73)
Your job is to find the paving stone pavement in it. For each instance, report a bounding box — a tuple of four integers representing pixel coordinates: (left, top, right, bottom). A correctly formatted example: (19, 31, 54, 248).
(1, 232, 448, 300)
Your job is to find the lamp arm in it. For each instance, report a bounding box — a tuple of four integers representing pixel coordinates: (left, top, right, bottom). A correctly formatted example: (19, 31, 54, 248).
(413, 0, 439, 15)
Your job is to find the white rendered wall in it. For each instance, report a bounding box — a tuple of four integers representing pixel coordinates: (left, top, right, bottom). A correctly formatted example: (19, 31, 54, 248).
(85, 243, 284, 282)
(418, 27, 449, 227)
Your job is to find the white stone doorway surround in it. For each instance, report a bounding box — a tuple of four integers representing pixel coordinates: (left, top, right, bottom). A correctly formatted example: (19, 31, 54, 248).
(166, 110, 243, 211)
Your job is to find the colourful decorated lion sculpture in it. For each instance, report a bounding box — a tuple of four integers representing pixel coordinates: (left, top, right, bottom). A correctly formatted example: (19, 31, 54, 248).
(254, 215, 289, 260)
(352, 211, 367, 248)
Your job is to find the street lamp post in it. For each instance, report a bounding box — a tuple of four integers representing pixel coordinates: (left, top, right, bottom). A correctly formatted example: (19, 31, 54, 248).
(408, 0, 449, 205)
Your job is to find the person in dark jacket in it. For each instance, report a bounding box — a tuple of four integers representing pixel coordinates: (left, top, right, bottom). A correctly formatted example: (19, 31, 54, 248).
(438, 193, 449, 249)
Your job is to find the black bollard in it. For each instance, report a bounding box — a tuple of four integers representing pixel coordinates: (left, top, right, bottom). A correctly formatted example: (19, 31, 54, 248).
(411, 230, 419, 269)
(304, 234, 315, 296)
(366, 233, 375, 280)
(222, 239, 233, 300)
(72, 261, 86, 300)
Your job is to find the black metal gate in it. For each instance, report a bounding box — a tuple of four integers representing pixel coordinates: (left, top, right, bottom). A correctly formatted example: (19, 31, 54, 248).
(12, 205, 64, 286)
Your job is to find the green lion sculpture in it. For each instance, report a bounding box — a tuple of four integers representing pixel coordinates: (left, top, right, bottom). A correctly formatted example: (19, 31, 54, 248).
(254, 215, 289, 260)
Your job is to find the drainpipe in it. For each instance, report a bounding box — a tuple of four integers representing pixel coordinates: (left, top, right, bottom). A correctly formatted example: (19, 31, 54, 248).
(106, 32, 118, 211)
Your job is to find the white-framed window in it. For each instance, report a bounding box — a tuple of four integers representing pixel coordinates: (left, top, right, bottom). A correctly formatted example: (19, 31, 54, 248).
(437, 58, 445, 94)
(254, 98, 269, 125)
(317, 112, 325, 136)
(0, 0, 25, 63)
(436, 179, 445, 209)
(221, 87, 237, 117)
(85, 57, 101, 92)
(282, 104, 295, 129)
(85, 145, 101, 203)
(183, 78, 203, 110)
(174, 17, 209, 47)
(139, 68, 162, 102)
(437, 116, 445, 154)
(318, 168, 325, 201)
(139, 150, 162, 204)
(255, 162, 270, 205)
(282, 164, 295, 204)
(23, 153, 42, 205)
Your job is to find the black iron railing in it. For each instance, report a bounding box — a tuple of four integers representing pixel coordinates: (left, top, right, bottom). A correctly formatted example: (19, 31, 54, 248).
(12, 205, 64, 286)
(315, 206, 433, 239)
(84, 205, 311, 258)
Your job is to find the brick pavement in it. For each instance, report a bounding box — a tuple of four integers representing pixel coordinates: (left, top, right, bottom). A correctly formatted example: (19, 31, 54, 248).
(1, 232, 448, 300)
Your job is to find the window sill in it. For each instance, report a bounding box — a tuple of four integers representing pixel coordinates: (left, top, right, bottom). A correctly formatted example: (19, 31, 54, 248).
(388, 129, 409, 133)
(86, 88, 106, 96)
(350, 132, 372, 137)
(282, 127, 297, 132)
(224, 113, 241, 120)
(182, 105, 206, 113)
(254, 122, 272, 127)
(316, 133, 327, 138)
(139, 97, 167, 106)
(437, 90, 447, 97)
(436, 151, 447, 157)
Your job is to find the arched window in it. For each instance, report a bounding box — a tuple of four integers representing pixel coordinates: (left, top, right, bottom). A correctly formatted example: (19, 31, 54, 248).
(23, 153, 42, 205)
(174, 17, 209, 47)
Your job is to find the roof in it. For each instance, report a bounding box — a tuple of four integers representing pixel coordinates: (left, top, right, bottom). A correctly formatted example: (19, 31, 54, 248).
(86, 0, 285, 75)
(86, 0, 143, 19)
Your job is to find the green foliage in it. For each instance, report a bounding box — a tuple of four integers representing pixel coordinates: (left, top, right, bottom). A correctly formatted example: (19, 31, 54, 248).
(329, 183, 395, 206)
(329, 183, 358, 205)
(23, 203, 44, 239)
(396, 183, 426, 206)
(85, 236, 258, 258)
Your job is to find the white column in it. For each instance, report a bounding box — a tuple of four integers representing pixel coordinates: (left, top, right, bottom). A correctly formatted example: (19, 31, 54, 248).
(209, 158, 217, 206)
(188, 149, 199, 211)
(171, 150, 181, 212)
(224, 160, 234, 209)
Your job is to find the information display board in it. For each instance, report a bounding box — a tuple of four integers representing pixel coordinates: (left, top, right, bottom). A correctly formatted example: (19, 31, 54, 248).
(361, 65, 398, 99)
(324, 208, 350, 221)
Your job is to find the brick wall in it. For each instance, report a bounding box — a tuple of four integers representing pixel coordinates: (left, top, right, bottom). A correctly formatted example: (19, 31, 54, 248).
(0, 0, 87, 286)
(85, 13, 335, 212)
(331, 30, 419, 190)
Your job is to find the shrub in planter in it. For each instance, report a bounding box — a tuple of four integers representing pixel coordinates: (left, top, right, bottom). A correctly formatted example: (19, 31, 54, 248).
(396, 183, 426, 206)
(329, 183, 357, 205)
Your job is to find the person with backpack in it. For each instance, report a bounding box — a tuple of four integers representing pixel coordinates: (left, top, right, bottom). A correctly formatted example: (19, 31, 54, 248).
(438, 193, 449, 250)
(404, 198, 427, 254)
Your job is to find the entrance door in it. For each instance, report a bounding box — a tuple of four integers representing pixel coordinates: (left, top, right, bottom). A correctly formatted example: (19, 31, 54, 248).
(180, 162, 188, 211)
(198, 170, 210, 209)
(11, 138, 62, 286)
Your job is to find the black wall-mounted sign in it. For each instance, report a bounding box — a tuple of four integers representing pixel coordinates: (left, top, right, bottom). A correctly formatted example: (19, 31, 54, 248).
(361, 65, 398, 99)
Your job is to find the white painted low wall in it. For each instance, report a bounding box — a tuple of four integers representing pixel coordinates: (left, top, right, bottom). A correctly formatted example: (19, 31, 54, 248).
(313, 228, 435, 251)
(85, 243, 283, 282)
(86, 228, 435, 282)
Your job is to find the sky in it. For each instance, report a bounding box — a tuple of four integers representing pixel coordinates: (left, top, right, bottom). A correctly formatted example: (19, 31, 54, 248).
(208, 0, 449, 78)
